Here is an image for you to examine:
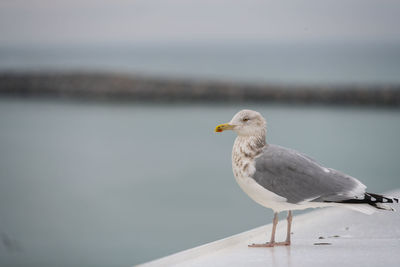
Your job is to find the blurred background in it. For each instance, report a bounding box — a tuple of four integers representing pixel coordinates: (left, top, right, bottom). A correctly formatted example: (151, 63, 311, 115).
(1, 1, 400, 266)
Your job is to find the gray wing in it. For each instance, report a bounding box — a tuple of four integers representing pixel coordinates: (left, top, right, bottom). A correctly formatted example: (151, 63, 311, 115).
(252, 144, 366, 204)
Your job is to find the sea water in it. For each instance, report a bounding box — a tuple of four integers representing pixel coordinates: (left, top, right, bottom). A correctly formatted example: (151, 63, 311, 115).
(0, 98, 399, 266)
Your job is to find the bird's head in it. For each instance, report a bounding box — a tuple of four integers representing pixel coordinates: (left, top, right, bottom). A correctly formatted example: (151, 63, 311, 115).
(215, 109, 266, 137)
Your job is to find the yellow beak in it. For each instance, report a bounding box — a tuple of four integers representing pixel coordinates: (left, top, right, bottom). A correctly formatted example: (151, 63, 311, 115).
(215, 123, 234, 132)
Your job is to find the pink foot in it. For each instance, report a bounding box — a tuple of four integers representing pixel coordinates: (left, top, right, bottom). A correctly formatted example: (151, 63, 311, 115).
(248, 242, 275, 247)
(275, 241, 291, 246)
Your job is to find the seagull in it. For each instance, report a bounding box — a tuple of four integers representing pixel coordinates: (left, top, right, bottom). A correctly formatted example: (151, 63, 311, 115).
(215, 109, 398, 247)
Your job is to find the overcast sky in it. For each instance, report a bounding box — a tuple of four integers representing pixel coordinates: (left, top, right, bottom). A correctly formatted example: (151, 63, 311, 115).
(1, 0, 400, 46)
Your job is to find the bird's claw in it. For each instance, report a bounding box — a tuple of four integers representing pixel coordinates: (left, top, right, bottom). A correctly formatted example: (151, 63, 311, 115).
(248, 242, 275, 247)
(248, 241, 290, 247)
(275, 241, 290, 246)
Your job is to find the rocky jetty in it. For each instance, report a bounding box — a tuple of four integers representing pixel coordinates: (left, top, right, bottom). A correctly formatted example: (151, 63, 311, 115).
(0, 72, 399, 106)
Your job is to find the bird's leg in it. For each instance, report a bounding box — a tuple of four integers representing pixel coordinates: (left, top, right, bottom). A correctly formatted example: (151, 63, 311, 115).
(286, 210, 292, 243)
(248, 212, 278, 247)
(275, 210, 292, 246)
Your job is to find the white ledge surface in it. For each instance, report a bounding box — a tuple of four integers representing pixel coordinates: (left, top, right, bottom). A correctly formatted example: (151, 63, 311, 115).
(137, 190, 400, 267)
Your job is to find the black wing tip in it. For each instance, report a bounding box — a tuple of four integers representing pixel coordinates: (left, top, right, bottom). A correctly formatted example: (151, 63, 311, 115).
(326, 192, 399, 206)
(366, 193, 399, 204)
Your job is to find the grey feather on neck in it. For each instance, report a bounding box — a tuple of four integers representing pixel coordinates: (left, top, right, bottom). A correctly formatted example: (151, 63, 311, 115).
(234, 133, 266, 159)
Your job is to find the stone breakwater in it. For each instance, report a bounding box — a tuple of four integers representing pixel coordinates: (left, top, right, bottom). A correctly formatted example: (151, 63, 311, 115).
(0, 72, 399, 106)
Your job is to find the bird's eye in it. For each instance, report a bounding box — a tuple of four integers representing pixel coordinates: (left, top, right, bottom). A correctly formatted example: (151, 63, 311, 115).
(242, 117, 249, 122)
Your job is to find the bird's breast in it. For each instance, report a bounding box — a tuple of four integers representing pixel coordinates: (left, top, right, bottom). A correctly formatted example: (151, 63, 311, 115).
(232, 149, 256, 179)
(231, 137, 262, 178)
